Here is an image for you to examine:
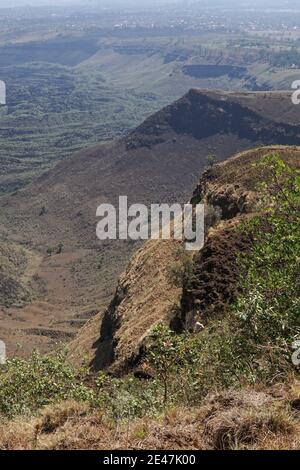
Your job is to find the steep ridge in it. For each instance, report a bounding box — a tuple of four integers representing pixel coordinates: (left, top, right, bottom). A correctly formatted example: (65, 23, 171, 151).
(69, 146, 300, 373)
(126, 90, 300, 149)
(0, 89, 300, 357)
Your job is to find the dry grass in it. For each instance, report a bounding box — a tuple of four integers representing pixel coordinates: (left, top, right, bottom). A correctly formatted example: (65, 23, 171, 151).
(1, 385, 300, 450)
(204, 403, 294, 450)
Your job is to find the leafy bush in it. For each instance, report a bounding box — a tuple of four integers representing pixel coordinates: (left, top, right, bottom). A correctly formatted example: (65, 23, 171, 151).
(207, 154, 217, 168)
(168, 245, 194, 289)
(96, 375, 162, 421)
(233, 154, 300, 379)
(0, 351, 93, 418)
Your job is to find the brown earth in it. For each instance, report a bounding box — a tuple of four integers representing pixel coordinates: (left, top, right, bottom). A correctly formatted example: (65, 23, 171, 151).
(0, 89, 300, 357)
(179, 226, 253, 328)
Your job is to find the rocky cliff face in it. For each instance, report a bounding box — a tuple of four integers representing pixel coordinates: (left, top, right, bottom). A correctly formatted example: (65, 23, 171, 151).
(177, 145, 300, 331)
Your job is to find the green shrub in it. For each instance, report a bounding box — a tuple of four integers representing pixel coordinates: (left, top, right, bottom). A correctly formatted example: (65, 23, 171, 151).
(95, 373, 162, 420)
(0, 351, 93, 418)
(233, 154, 300, 379)
(207, 154, 217, 168)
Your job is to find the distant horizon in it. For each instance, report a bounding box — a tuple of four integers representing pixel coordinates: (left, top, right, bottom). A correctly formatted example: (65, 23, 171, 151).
(0, 0, 181, 8)
(0, 0, 297, 10)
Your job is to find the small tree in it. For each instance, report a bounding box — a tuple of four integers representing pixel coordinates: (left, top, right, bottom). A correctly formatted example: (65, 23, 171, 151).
(148, 324, 182, 404)
(207, 154, 217, 168)
(168, 246, 194, 289)
(57, 242, 64, 254)
(46, 247, 54, 257)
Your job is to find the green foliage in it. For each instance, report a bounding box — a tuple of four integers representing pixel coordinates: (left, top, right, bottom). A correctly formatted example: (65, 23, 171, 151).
(147, 323, 207, 404)
(95, 374, 162, 421)
(207, 154, 217, 168)
(56, 242, 64, 254)
(0, 351, 93, 418)
(46, 247, 54, 256)
(232, 154, 300, 377)
(148, 324, 183, 403)
(168, 246, 194, 289)
(208, 154, 299, 383)
(0, 351, 162, 421)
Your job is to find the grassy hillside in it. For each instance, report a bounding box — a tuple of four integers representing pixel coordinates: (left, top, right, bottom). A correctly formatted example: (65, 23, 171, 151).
(0, 148, 299, 450)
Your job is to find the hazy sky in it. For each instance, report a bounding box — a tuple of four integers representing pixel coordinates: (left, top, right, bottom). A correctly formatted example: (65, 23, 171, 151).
(0, 0, 179, 6)
(0, 0, 198, 8)
(0, 0, 295, 9)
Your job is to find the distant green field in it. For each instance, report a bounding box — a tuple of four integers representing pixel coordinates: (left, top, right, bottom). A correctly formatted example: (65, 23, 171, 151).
(0, 61, 168, 194)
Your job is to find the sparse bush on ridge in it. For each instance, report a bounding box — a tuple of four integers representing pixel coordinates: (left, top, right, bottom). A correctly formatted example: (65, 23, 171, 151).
(168, 245, 194, 290)
(207, 154, 217, 168)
